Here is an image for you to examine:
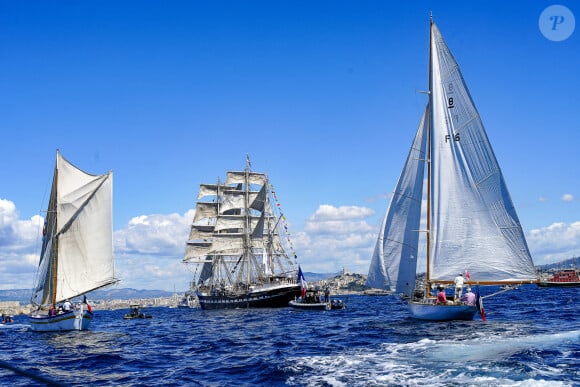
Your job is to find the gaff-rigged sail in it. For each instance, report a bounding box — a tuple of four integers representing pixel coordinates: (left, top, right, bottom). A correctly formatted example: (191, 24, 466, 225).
(366, 106, 428, 296)
(428, 22, 536, 283)
(31, 151, 117, 307)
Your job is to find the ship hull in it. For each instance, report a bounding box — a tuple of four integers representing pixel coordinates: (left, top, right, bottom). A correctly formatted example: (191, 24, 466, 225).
(197, 284, 301, 310)
(408, 301, 478, 321)
(289, 300, 330, 310)
(537, 281, 580, 288)
(29, 308, 93, 332)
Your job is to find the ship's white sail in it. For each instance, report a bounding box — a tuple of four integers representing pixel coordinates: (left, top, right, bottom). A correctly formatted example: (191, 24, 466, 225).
(366, 107, 428, 295)
(31, 151, 117, 307)
(371, 17, 537, 321)
(428, 23, 536, 283)
(184, 160, 297, 285)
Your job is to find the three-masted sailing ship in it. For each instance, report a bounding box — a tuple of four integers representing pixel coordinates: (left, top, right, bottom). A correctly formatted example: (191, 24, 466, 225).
(183, 158, 301, 309)
(367, 16, 538, 321)
(30, 150, 117, 331)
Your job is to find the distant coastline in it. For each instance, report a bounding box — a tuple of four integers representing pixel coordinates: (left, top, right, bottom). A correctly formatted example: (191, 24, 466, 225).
(2, 258, 575, 317)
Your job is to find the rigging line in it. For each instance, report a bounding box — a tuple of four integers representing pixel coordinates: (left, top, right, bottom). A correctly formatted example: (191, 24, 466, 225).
(0, 360, 69, 387)
(481, 286, 519, 299)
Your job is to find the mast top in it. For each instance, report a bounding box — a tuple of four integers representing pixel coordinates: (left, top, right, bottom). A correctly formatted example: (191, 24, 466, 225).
(430, 11, 433, 24)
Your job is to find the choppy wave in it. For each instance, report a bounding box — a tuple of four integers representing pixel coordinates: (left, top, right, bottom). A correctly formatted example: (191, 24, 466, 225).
(0, 286, 578, 386)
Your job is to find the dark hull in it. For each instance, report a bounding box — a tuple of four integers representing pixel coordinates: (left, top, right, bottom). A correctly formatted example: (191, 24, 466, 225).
(537, 281, 580, 288)
(289, 300, 329, 310)
(197, 285, 301, 310)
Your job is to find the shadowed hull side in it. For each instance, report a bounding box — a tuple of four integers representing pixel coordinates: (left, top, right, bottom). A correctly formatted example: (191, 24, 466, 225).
(197, 285, 301, 310)
(29, 309, 93, 332)
(537, 281, 580, 288)
(408, 301, 478, 321)
(289, 300, 330, 310)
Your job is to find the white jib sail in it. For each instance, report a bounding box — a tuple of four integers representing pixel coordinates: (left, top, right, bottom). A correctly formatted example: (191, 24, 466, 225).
(366, 106, 428, 295)
(429, 23, 536, 283)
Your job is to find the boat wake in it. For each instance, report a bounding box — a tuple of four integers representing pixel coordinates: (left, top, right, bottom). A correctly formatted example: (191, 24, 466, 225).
(286, 330, 579, 386)
(422, 330, 580, 363)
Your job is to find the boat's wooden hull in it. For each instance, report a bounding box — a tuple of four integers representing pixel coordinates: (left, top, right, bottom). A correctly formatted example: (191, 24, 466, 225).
(197, 284, 301, 310)
(408, 301, 478, 321)
(29, 309, 93, 332)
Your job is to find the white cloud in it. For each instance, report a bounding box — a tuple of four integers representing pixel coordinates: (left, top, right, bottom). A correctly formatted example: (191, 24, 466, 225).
(308, 204, 375, 221)
(562, 194, 574, 202)
(114, 253, 195, 292)
(0, 198, 44, 290)
(113, 209, 195, 291)
(295, 204, 378, 274)
(4, 196, 580, 292)
(114, 209, 194, 256)
(527, 221, 580, 264)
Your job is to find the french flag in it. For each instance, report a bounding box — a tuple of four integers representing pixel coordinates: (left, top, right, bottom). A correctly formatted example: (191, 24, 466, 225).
(83, 295, 93, 313)
(475, 288, 486, 321)
(298, 266, 307, 298)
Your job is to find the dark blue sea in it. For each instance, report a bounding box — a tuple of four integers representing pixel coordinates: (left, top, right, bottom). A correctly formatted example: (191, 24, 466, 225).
(1, 285, 578, 386)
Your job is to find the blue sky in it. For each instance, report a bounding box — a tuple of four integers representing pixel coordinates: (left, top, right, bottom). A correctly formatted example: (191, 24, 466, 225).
(1, 1, 579, 292)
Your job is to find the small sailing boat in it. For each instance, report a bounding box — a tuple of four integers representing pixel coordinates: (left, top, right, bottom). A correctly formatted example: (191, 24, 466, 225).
(183, 157, 301, 309)
(29, 151, 117, 331)
(367, 16, 537, 321)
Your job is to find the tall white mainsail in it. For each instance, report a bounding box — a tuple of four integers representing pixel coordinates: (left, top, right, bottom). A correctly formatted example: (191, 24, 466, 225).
(32, 151, 116, 307)
(428, 22, 536, 283)
(367, 106, 428, 295)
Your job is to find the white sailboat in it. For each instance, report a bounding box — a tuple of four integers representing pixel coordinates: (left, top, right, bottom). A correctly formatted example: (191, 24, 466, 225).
(368, 16, 537, 321)
(183, 157, 301, 309)
(29, 151, 117, 331)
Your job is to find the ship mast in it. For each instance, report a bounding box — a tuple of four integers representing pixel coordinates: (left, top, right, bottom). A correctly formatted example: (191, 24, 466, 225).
(244, 156, 252, 286)
(425, 13, 433, 298)
(51, 153, 60, 308)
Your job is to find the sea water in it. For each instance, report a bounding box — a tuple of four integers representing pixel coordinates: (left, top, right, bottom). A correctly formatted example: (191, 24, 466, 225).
(0, 285, 578, 386)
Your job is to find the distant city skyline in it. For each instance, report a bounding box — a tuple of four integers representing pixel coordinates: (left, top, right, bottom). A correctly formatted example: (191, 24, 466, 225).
(1, 1, 578, 291)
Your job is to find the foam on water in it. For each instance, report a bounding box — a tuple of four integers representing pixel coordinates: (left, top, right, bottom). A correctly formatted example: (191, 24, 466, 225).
(286, 330, 580, 386)
(420, 330, 580, 363)
(1, 288, 578, 386)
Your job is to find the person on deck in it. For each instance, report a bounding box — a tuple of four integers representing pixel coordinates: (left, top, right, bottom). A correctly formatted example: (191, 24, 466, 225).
(454, 273, 465, 301)
(62, 299, 73, 312)
(461, 287, 476, 306)
(435, 286, 447, 304)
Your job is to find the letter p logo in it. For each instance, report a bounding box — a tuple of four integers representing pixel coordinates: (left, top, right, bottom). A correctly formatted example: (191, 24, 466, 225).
(550, 15, 565, 30)
(540, 5, 575, 41)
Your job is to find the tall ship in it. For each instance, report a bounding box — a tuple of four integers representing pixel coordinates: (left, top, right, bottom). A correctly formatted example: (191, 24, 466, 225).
(30, 150, 117, 331)
(367, 16, 538, 321)
(183, 157, 301, 309)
